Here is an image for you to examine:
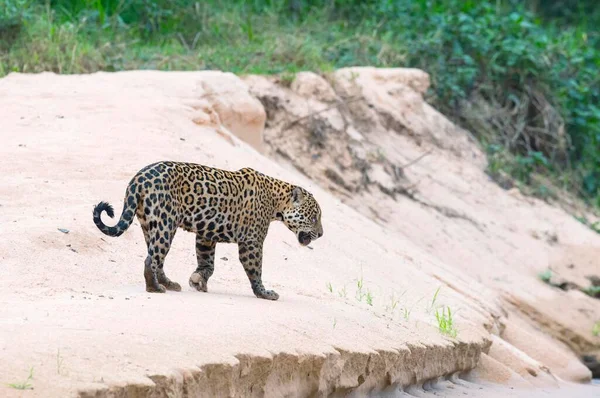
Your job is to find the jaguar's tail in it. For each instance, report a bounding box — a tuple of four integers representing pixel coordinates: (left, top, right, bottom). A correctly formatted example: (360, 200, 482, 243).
(93, 182, 139, 237)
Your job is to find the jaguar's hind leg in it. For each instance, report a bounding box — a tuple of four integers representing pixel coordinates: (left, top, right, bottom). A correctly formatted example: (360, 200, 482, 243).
(157, 268, 181, 292)
(144, 255, 165, 293)
(141, 215, 180, 293)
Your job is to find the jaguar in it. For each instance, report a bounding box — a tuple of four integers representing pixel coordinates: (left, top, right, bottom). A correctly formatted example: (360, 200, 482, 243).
(93, 161, 323, 300)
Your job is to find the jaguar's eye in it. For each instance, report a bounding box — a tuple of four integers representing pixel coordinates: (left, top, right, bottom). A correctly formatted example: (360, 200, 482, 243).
(311, 217, 317, 224)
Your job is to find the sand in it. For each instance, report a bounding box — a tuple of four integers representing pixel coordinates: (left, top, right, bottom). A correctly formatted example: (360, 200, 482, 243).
(0, 70, 598, 397)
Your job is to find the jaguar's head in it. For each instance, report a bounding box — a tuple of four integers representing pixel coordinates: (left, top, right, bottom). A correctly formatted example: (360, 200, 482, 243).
(277, 187, 323, 246)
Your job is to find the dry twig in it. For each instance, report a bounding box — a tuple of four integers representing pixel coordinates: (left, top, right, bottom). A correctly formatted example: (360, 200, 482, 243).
(400, 149, 433, 170)
(282, 97, 364, 132)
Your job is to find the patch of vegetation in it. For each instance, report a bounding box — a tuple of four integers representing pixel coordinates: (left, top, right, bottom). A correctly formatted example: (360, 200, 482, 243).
(486, 145, 560, 202)
(326, 281, 333, 293)
(435, 306, 458, 338)
(1, 0, 599, 210)
(355, 276, 365, 302)
(57, 348, 65, 375)
(538, 268, 553, 283)
(426, 286, 441, 313)
(385, 293, 400, 313)
(593, 321, 600, 337)
(279, 71, 297, 87)
(401, 307, 411, 321)
(583, 285, 600, 298)
(7, 367, 34, 390)
(538, 267, 600, 299)
(575, 215, 600, 235)
(365, 290, 373, 306)
(328, 275, 374, 306)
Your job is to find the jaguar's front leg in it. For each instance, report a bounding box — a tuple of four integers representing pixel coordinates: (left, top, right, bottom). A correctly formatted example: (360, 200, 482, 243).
(189, 236, 216, 292)
(238, 241, 279, 300)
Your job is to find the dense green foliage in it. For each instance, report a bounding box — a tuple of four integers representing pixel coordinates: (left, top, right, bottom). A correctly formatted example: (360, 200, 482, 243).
(1, 0, 599, 208)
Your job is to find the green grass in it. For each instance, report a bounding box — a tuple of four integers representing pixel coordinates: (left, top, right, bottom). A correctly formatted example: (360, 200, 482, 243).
(7, 367, 34, 390)
(426, 286, 441, 313)
(435, 306, 458, 338)
(583, 285, 600, 298)
(0, 1, 348, 75)
(57, 348, 65, 375)
(386, 294, 399, 312)
(1, 0, 600, 210)
(326, 282, 333, 293)
(401, 307, 412, 321)
(365, 290, 373, 306)
(538, 268, 553, 283)
(575, 215, 600, 235)
(593, 321, 600, 337)
(356, 276, 364, 291)
(279, 71, 297, 87)
(538, 267, 600, 298)
(355, 276, 365, 302)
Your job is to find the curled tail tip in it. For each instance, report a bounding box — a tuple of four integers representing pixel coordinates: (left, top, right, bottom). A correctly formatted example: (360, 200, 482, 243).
(94, 201, 115, 218)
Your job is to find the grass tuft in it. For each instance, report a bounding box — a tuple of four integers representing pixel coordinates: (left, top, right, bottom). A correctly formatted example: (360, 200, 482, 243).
(435, 306, 458, 338)
(401, 307, 411, 321)
(8, 367, 34, 390)
(326, 281, 333, 293)
(365, 290, 373, 306)
(583, 285, 600, 298)
(386, 294, 399, 312)
(426, 286, 441, 313)
(355, 276, 365, 302)
(538, 268, 553, 283)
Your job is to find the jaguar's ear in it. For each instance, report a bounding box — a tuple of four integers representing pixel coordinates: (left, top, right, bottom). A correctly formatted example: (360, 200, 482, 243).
(291, 186, 305, 207)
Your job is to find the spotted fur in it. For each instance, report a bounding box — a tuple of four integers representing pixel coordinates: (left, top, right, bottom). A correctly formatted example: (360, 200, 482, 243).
(93, 161, 323, 300)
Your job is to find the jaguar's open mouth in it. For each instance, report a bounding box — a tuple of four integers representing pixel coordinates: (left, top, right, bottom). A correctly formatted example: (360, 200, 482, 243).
(298, 231, 311, 246)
